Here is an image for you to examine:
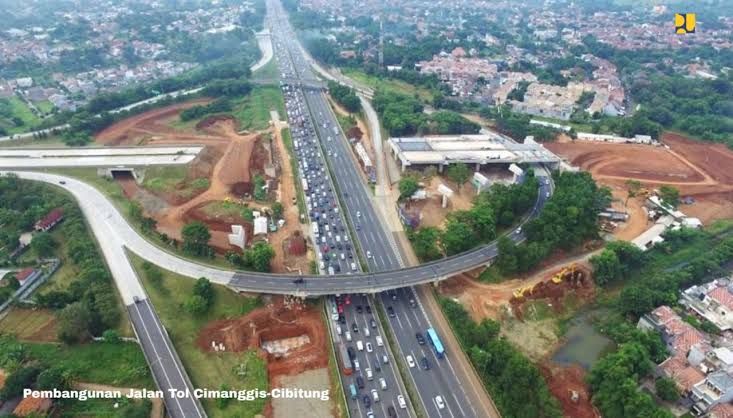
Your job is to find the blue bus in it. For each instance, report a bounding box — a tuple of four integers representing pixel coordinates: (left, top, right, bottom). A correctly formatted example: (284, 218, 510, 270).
(426, 328, 445, 358)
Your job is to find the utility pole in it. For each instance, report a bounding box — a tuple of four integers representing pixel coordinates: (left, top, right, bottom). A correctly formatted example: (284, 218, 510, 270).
(378, 15, 384, 69)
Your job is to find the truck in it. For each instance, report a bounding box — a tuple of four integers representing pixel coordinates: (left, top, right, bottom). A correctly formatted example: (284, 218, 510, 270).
(338, 343, 353, 375)
(302, 178, 309, 191)
(311, 222, 319, 235)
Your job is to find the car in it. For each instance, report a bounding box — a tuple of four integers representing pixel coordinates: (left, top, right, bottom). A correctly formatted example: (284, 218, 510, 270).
(387, 406, 397, 418)
(435, 395, 445, 409)
(389, 290, 398, 301)
(357, 340, 364, 351)
(365, 305, 372, 314)
(515, 227, 522, 234)
(546, 192, 550, 198)
(356, 376, 364, 389)
(397, 395, 407, 409)
(336, 325, 342, 335)
(345, 331, 352, 342)
(133, 296, 140, 303)
(409, 298, 417, 308)
(416, 333, 426, 345)
(387, 306, 395, 318)
(352, 322, 358, 333)
(366, 368, 373, 381)
(382, 354, 389, 364)
(339, 314, 346, 324)
(376, 336, 383, 347)
(374, 361, 381, 373)
(366, 342, 373, 352)
(347, 346, 355, 359)
(406, 355, 416, 368)
(354, 359, 360, 371)
(367, 412, 375, 418)
(364, 327, 370, 337)
(59, 180, 66, 185)
(366, 250, 372, 258)
(379, 377, 387, 391)
(362, 395, 371, 408)
(370, 318, 377, 328)
(357, 211, 361, 218)
(356, 305, 363, 314)
(356, 225, 361, 231)
(371, 389, 380, 402)
(420, 356, 430, 370)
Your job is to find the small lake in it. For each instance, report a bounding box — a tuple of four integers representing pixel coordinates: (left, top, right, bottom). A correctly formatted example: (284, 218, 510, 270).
(552, 311, 616, 370)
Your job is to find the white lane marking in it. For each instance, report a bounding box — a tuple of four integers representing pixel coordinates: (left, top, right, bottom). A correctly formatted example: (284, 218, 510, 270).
(452, 392, 467, 417)
(132, 303, 188, 418)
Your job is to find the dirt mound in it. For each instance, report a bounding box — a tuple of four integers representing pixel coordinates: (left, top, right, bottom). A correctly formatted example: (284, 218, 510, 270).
(217, 135, 261, 187)
(95, 99, 211, 145)
(197, 296, 329, 378)
(541, 363, 600, 418)
(188, 145, 223, 180)
(195, 114, 238, 131)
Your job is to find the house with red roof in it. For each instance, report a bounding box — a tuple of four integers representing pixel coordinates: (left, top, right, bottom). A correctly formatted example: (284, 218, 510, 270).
(14, 267, 40, 285)
(34, 208, 64, 232)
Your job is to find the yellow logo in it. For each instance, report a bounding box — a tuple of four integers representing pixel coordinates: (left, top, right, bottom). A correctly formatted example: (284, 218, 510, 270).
(675, 13, 696, 34)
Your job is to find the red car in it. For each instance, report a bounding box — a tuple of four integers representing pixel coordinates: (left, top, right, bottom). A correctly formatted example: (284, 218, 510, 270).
(338, 304, 344, 314)
(322, 245, 329, 253)
(345, 295, 351, 305)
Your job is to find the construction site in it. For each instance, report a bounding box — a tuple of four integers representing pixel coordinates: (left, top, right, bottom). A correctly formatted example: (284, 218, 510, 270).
(196, 296, 334, 418)
(547, 132, 733, 235)
(95, 99, 311, 273)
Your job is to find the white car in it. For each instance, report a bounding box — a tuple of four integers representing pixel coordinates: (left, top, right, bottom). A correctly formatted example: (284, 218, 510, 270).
(515, 227, 522, 234)
(357, 340, 364, 351)
(364, 327, 370, 337)
(354, 359, 360, 371)
(345, 331, 352, 342)
(367, 251, 372, 258)
(397, 395, 407, 409)
(435, 395, 445, 410)
(366, 368, 373, 381)
(376, 336, 383, 347)
(366, 342, 373, 353)
(336, 325, 342, 335)
(406, 355, 416, 368)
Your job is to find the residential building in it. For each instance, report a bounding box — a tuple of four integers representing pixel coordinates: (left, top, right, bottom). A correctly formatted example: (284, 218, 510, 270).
(34, 208, 63, 232)
(691, 371, 733, 415)
(681, 279, 733, 332)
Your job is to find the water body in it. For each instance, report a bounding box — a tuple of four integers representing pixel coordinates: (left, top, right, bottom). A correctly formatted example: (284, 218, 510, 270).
(552, 310, 616, 370)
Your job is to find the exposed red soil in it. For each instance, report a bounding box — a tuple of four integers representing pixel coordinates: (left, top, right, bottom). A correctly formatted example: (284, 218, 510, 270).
(546, 132, 733, 226)
(541, 363, 600, 418)
(196, 296, 329, 381)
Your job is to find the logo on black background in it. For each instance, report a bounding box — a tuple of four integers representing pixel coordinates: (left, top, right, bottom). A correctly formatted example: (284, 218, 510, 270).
(675, 13, 696, 34)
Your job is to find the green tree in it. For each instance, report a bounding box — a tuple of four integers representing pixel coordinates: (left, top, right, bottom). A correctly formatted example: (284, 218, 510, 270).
(1, 366, 41, 400)
(441, 219, 475, 256)
(659, 185, 680, 209)
(31, 232, 57, 257)
(181, 221, 212, 257)
(655, 377, 679, 402)
(590, 249, 623, 286)
(57, 301, 92, 344)
(193, 277, 214, 308)
(624, 179, 642, 206)
(184, 295, 209, 316)
(409, 227, 442, 261)
(36, 366, 69, 390)
(271, 202, 284, 220)
(445, 163, 472, 188)
(246, 242, 275, 272)
(398, 177, 420, 200)
(102, 329, 121, 343)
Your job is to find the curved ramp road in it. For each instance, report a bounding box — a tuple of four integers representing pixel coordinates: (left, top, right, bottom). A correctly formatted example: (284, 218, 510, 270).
(3, 170, 550, 295)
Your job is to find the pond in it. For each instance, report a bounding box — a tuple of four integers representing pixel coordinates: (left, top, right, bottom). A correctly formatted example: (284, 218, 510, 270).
(552, 310, 616, 370)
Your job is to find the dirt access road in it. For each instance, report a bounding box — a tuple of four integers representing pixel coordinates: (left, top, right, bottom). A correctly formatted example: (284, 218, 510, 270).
(96, 100, 309, 273)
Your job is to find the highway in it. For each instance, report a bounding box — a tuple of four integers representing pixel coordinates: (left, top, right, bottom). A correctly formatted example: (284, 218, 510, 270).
(0, 171, 206, 418)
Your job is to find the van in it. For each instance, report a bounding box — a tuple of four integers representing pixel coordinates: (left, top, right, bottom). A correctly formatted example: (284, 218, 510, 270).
(349, 384, 357, 400)
(357, 340, 364, 351)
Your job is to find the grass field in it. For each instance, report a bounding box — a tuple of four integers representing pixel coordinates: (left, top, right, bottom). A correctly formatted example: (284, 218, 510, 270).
(27, 340, 154, 388)
(0, 97, 42, 134)
(58, 397, 151, 418)
(0, 308, 57, 341)
(341, 68, 434, 102)
(233, 85, 286, 131)
(130, 252, 268, 417)
(200, 200, 246, 218)
(252, 57, 279, 81)
(35, 100, 54, 115)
